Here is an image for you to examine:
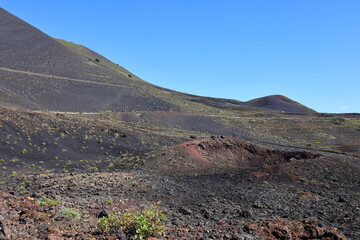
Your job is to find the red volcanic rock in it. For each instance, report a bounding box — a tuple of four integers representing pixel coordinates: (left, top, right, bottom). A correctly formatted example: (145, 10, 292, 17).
(244, 95, 317, 114)
(245, 218, 347, 240)
(146, 137, 320, 175)
(248, 171, 270, 179)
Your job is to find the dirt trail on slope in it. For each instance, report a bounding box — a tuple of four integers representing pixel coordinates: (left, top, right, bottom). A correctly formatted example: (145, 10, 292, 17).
(0, 67, 129, 88)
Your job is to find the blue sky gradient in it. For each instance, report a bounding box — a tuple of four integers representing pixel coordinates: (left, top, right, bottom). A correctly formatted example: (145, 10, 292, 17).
(2, 0, 359, 113)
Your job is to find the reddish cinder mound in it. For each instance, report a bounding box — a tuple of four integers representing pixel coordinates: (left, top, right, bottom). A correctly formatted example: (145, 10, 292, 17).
(145, 137, 319, 175)
(244, 95, 317, 114)
(245, 218, 348, 240)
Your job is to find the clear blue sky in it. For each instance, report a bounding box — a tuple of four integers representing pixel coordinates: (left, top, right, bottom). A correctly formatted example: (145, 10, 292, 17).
(2, 0, 360, 113)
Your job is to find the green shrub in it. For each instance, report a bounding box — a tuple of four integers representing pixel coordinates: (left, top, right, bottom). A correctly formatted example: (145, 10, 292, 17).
(128, 206, 167, 239)
(60, 208, 81, 219)
(297, 176, 309, 182)
(97, 213, 122, 233)
(97, 206, 166, 239)
(38, 198, 61, 207)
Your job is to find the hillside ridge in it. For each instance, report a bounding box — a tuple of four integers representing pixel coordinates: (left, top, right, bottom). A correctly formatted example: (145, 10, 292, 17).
(0, 7, 315, 114)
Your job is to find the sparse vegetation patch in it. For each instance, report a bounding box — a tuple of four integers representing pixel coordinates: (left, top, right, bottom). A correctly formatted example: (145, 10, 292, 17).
(97, 206, 166, 239)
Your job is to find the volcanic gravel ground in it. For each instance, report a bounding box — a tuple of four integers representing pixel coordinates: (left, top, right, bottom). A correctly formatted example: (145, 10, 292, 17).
(0, 164, 359, 239)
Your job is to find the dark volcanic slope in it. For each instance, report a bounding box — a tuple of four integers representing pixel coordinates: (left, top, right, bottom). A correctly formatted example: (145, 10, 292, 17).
(243, 95, 316, 114)
(0, 8, 181, 112)
(0, 8, 115, 81)
(0, 8, 144, 85)
(0, 8, 316, 114)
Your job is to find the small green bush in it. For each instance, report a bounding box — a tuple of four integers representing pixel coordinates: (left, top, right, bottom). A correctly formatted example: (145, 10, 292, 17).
(60, 208, 81, 219)
(38, 198, 61, 207)
(97, 213, 122, 233)
(129, 206, 167, 239)
(97, 206, 166, 239)
(298, 176, 309, 183)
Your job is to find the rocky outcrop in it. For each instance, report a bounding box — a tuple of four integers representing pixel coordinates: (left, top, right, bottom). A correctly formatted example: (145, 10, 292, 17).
(245, 218, 347, 240)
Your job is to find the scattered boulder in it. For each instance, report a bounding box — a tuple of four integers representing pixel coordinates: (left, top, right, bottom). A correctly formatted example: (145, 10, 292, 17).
(179, 207, 192, 215)
(97, 210, 109, 218)
(38, 223, 48, 232)
(0, 220, 10, 239)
